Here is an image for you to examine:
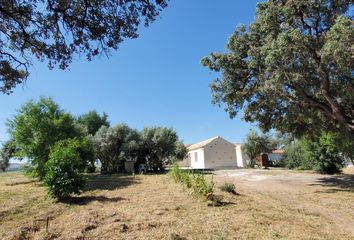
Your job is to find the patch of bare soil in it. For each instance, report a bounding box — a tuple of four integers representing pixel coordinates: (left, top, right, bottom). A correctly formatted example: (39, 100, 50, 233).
(214, 168, 354, 236)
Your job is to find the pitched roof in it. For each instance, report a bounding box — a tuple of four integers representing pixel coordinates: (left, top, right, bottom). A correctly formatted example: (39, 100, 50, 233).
(187, 136, 219, 150)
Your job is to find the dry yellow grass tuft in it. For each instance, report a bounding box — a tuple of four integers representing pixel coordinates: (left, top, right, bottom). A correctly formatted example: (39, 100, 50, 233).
(0, 169, 353, 240)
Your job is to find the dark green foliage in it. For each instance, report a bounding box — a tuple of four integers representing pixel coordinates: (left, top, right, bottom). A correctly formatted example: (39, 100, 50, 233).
(283, 132, 345, 174)
(219, 183, 236, 194)
(243, 130, 277, 164)
(335, 134, 354, 165)
(90, 124, 140, 174)
(283, 138, 312, 169)
(0, 140, 15, 172)
(311, 133, 344, 174)
(0, 0, 169, 94)
(6, 97, 84, 179)
(77, 111, 110, 136)
(174, 142, 188, 161)
(202, 0, 354, 137)
(139, 127, 185, 172)
(0, 157, 9, 172)
(44, 138, 89, 199)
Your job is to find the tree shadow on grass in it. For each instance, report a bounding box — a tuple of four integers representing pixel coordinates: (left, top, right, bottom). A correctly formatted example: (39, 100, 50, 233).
(5, 180, 37, 186)
(84, 174, 140, 191)
(61, 195, 126, 205)
(310, 174, 354, 193)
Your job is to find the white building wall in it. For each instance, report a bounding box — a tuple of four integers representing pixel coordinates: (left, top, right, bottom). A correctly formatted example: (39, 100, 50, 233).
(189, 149, 205, 169)
(203, 138, 237, 169)
(235, 145, 247, 167)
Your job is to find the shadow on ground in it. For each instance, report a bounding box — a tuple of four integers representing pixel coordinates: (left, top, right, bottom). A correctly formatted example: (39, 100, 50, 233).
(84, 174, 140, 191)
(311, 174, 354, 193)
(5, 180, 37, 186)
(62, 195, 126, 205)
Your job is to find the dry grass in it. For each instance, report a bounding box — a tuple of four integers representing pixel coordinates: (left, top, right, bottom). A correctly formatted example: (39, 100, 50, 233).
(0, 169, 354, 240)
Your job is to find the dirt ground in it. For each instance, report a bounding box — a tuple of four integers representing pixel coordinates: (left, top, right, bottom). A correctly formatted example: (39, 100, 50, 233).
(1, 168, 354, 240)
(213, 168, 354, 236)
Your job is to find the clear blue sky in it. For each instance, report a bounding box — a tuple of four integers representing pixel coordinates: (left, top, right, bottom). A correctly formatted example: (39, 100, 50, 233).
(0, 0, 261, 145)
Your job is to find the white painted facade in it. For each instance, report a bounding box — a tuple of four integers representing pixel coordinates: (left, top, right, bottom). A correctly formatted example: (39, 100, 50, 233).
(235, 144, 249, 168)
(188, 148, 205, 169)
(183, 136, 249, 169)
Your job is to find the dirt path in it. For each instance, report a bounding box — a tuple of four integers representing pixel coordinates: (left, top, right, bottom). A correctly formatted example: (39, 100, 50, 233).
(214, 168, 354, 236)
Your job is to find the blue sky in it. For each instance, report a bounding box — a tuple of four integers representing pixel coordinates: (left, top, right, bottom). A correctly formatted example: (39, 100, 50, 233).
(0, 0, 261, 145)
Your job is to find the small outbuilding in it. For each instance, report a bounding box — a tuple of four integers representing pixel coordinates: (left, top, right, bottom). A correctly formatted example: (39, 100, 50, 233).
(182, 136, 248, 169)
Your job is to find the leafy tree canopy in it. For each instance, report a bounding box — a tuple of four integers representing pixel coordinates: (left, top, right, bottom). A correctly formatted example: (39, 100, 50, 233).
(0, 0, 168, 94)
(90, 124, 139, 174)
(6, 96, 84, 178)
(140, 127, 184, 171)
(202, 0, 354, 138)
(243, 130, 278, 162)
(0, 140, 15, 172)
(283, 132, 345, 174)
(77, 110, 110, 136)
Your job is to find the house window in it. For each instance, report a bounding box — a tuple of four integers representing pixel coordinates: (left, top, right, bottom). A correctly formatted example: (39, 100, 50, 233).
(194, 152, 198, 162)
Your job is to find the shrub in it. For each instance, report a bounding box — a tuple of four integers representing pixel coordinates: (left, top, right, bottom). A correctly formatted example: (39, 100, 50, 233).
(283, 138, 313, 170)
(170, 163, 192, 188)
(180, 171, 192, 188)
(44, 139, 88, 199)
(170, 164, 214, 199)
(170, 163, 182, 181)
(283, 132, 345, 174)
(191, 173, 214, 198)
(219, 183, 236, 194)
(311, 132, 344, 174)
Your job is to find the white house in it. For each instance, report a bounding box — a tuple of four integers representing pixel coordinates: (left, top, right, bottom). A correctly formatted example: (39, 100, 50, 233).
(181, 136, 248, 169)
(235, 143, 249, 167)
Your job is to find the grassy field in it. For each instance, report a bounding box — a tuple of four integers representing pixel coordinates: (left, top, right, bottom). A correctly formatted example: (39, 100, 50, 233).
(1, 169, 354, 240)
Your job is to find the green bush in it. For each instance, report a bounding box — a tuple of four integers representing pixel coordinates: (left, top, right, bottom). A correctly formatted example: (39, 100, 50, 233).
(44, 139, 88, 199)
(219, 183, 236, 194)
(283, 139, 311, 169)
(191, 173, 214, 198)
(283, 137, 317, 170)
(311, 132, 344, 174)
(283, 132, 345, 174)
(170, 163, 182, 181)
(180, 171, 192, 188)
(170, 164, 214, 199)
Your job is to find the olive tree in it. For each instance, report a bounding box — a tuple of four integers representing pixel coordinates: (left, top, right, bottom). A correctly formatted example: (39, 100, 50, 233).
(243, 130, 277, 164)
(90, 124, 139, 174)
(77, 111, 110, 136)
(139, 127, 185, 171)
